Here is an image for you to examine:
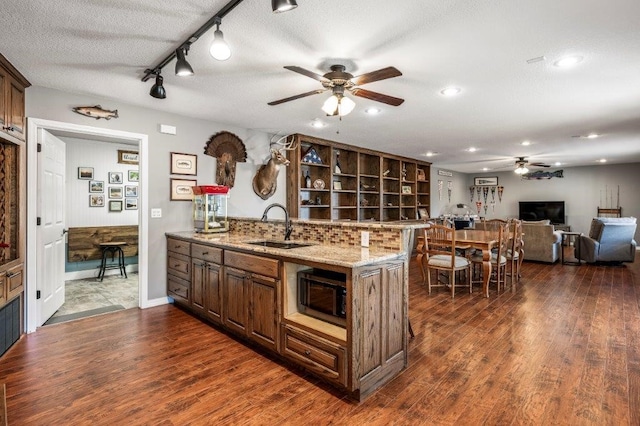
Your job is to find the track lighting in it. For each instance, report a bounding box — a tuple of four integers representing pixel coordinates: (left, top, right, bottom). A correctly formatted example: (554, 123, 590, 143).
(272, 0, 298, 13)
(175, 47, 194, 76)
(210, 17, 231, 61)
(149, 73, 166, 99)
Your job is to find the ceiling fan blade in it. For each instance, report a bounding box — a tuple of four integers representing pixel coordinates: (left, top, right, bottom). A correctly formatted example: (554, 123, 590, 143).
(530, 163, 551, 167)
(283, 66, 330, 83)
(351, 88, 404, 106)
(351, 67, 402, 86)
(267, 89, 327, 106)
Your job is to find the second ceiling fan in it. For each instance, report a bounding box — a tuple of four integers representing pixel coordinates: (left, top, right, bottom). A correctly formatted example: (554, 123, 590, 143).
(268, 64, 404, 116)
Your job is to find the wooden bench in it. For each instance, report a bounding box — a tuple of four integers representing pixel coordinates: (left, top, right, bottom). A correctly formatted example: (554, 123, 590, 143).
(67, 226, 138, 262)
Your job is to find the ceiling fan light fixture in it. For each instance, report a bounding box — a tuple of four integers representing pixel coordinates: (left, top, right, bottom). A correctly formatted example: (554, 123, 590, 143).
(322, 94, 355, 116)
(209, 18, 231, 61)
(514, 164, 529, 174)
(149, 73, 166, 99)
(272, 0, 298, 13)
(175, 48, 194, 76)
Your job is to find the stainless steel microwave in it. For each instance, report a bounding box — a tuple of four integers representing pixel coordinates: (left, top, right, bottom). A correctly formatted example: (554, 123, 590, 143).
(298, 269, 347, 327)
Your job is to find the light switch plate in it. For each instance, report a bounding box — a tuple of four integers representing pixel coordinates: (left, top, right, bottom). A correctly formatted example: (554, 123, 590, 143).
(151, 208, 162, 218)
(361, 231, 370, 247)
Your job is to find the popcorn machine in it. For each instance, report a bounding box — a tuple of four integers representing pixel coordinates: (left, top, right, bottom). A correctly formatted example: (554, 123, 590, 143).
(192, 185, 229, 233)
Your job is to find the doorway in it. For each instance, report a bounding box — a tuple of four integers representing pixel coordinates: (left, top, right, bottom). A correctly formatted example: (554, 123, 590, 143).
(26, 118, 149, 333)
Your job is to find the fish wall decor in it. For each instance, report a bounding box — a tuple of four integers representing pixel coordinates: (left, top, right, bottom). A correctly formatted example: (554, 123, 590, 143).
(72, 105, 119, 120)
(522, 170, 564, 180)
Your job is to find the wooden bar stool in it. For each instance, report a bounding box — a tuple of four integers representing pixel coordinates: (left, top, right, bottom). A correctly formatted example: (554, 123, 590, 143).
(98, 242, 128, 281)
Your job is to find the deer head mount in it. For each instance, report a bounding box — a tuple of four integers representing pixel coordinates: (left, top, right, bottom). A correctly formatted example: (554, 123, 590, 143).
(204, 131, 247, 188)
(252, 135, 297, 200)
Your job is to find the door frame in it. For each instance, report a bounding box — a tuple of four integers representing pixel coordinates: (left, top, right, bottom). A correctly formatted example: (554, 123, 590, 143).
(26, 118, 149, 333)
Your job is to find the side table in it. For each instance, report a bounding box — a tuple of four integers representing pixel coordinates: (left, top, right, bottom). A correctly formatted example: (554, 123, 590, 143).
(561, 232, 582, 265)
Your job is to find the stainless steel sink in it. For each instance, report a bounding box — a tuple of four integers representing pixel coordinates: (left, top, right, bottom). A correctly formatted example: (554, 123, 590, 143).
(246, 240, 313, 249)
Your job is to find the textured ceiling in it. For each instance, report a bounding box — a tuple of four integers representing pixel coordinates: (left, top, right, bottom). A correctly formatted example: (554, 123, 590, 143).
(2, 0, 640, 172)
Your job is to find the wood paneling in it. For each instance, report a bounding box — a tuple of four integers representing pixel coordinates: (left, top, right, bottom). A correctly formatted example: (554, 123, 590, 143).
(67, 225, 138, 261)
(4, 254, 637, 423)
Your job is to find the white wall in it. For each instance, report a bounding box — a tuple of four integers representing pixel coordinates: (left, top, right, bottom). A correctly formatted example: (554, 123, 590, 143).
(64, 138, 139, 226)
(429, 167, 470, 217)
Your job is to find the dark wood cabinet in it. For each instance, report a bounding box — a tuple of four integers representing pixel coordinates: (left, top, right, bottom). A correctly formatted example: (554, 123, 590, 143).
(222, 266, 248, 335)
(287, 134, 430, 222)
(191, 243, 223, 320)
(0, 54, 30, 142)
(248, 273, 279, 352)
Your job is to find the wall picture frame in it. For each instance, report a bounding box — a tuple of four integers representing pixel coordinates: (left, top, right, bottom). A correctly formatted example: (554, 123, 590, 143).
(89, 180, 104, 193)
(128, 170, 139, 182)
(333, 181, 342, 190)
(418, 207, 429, 219)
(474, 176, 499, 186)
(78, 167, 94, 180)
(125, 185, 138, 197)
(125, 198, 138, 210)
(170, 152, 198, 176)
(170, 178, 197, 201)
(108, 200, 123, 212)
(109, 172, 123, 184)
(89, 194, 104, 207)
(118, 150, 139, 165)
(402, 185, 412, 194)
(108, 186, 123, 199)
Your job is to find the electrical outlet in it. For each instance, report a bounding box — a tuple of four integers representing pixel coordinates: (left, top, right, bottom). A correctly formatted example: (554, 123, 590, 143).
(151, 208, 162, 218)
(361, 231, 370, 247)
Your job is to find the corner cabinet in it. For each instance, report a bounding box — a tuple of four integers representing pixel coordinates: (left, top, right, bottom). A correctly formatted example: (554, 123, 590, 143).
(0, 53, 29, 358)
(286, 134, 431, 222)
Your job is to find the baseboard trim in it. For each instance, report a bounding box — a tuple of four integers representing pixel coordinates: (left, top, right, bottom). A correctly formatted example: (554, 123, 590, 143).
(141, 297, 170, 309)
(64, 265, 139, 281)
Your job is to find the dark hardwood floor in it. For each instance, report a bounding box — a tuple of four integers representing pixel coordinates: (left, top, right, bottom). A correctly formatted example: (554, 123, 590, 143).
(1, 253, 639, 425)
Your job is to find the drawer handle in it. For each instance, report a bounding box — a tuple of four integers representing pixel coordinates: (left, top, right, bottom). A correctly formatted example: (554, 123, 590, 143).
(304, 350, 311, 356)
(6, 272, 18, 278)
(202, 251, 209, 255)
(174, 264, 181, 268)
(3, 126, 15, 132)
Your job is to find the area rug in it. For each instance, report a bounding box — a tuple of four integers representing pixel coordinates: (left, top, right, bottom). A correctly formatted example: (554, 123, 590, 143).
(44, 305, 125, 326)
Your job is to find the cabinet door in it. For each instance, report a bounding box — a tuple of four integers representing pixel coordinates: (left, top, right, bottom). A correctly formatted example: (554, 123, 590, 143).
(191, 260, 206, 315)
(7, 79, 25, 140)
(205, 262, 222, 324)
(223, 266, 248, 336)
(0, 65, 6, 129)
(248, 273, 279, 352)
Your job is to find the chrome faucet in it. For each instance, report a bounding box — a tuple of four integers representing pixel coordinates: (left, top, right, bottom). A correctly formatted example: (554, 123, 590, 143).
(261, 203, 293, 241)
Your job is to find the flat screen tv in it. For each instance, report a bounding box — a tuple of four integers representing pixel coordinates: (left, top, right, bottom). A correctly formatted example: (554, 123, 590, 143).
(519, 201, 565, 224)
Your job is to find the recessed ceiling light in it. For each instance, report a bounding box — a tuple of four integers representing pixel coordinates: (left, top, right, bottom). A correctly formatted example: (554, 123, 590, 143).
(553, 55, 583, 68)
(521, 140, 531, 146)
(424, 151, 437, 157)
(364, 107, 381, 115)
(482, 167, 489, 171)
(310, 119, 325, 128)
(440, 87, 461, 96)
(598, 158, 607, 163)
(586, 133, 599, 139)
(467, 147, 477, 152)
(554, 162, 562, 166)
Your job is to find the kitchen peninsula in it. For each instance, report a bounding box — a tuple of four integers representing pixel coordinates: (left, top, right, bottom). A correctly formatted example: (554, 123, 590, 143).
(166, 217, 426, 400)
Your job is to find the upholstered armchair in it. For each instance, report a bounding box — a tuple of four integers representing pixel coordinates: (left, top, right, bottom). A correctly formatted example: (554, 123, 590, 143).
(577, 217, 637, 263)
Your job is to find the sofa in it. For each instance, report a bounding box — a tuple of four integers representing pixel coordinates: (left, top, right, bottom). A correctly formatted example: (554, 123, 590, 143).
(520, 220, 562, 263)
(576, 217, 637, 263)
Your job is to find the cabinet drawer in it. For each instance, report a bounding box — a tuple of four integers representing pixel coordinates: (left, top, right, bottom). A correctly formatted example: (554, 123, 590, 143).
(167, 238, 190, 256)
(6, 264, 23, 301)
(191, 243, 222, 264)
(225, 251, 279, 278)
(167, 274, 189, 304)
(167, 252, 190, 281)
(282, 325, 346, 386)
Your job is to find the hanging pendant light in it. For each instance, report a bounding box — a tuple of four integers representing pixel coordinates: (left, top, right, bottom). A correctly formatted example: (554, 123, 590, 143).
(149, 73, 166, 99)
(209, 17, 231, 61)
(272, 0, 298, 13)
(175, 47, 194, 76)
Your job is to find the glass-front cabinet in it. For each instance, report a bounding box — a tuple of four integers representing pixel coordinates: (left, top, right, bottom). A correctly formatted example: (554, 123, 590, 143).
(193, 185, 229, 233)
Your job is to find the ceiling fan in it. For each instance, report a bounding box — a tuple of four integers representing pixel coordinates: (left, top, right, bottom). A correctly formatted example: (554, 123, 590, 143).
(268, 64, 404, 116)
(514, 156, 550, 174)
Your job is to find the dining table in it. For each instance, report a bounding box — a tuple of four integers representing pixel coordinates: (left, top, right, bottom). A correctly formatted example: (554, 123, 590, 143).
(454, 229, 501, 298)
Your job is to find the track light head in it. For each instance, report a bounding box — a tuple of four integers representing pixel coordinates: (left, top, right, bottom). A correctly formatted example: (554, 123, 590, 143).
(149, 74, 166, 99)
(209, 17, 231, 61)
(175, 48, 194, 76)
(272, 0, 298, 13)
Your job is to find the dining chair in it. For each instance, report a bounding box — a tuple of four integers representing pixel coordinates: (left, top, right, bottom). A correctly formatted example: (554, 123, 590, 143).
(421, 224, 472, 298)
(471, 221, 509, 292)
(506, 219, 524, 287)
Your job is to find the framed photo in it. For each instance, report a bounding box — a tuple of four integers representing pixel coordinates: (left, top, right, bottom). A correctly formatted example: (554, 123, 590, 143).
(109, 186, 123, 199)
(170, 152, 198, 176)
(170, 178, 197, 201)
(333, 181, 342, 190)
(118, 150, 139, 165)
(128, 170, 139, 182)
(402, 185, 412, 194)
(78, 167, 94, 180)
(417, 169, 426, 181)
(108, 200, 123, 212)
(125, 198, 138, 210)
(474, 176, 499, 186)
(89, 194, 104, 207)
(125, 185, 138, 198)
(109, 172, 123, 184)
(418, 208, 429, 219)
(89, 180, 104, 193)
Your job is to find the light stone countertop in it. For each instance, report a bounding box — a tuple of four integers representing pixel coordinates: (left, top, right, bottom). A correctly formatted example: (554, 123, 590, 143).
(166, 231, 406, 268)
(230, 216, 432, 230)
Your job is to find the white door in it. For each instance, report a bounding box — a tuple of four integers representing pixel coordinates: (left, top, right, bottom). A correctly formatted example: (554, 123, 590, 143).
(36, 130, 66, 326)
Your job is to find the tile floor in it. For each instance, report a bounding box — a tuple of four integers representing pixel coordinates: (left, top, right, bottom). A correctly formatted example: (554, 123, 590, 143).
(47, 273, 138, 324)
